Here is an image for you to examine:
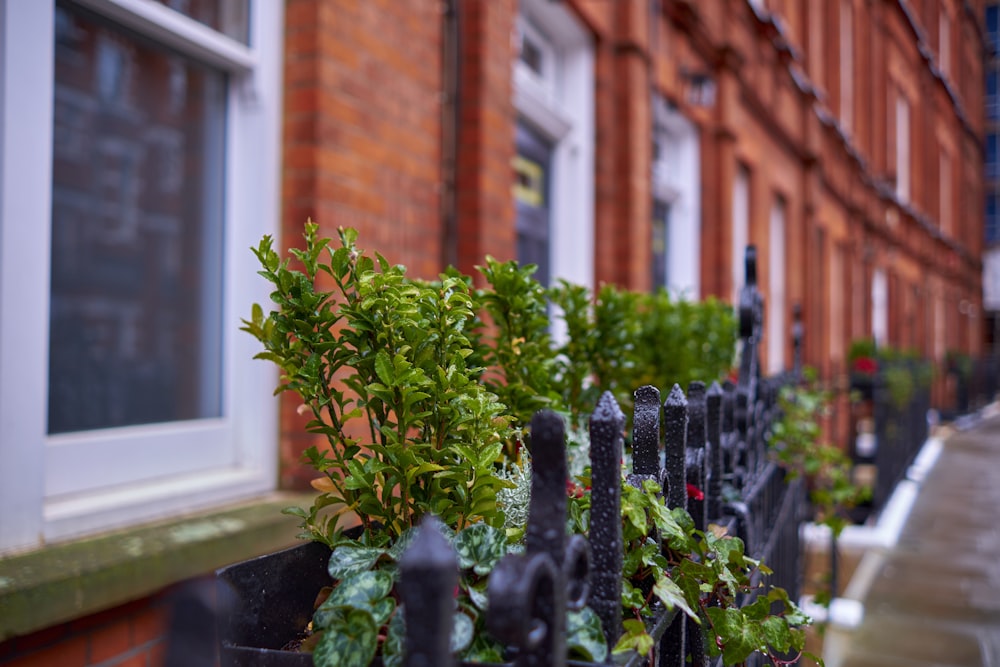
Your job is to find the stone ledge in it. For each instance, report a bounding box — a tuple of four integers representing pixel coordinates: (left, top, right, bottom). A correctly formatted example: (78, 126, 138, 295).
(0, 493, 314, 640)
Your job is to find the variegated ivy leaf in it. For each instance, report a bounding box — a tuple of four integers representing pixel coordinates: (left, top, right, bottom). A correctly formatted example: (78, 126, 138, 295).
(380, 609, 405, 667)
(450, 611, 474, 653)
(386, 528, 416, 562)
(312, 607, 379, 667)
(327, 544, 387, 580)
(314, 570, 395, 630)
(453, 523, 506, 575)
(567, 607, 609, 663)
(466, 581, 489, 611)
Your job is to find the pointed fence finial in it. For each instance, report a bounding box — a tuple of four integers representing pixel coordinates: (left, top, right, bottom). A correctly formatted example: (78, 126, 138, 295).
(526, 410, 567, 565)
(662, 385, 688, 510)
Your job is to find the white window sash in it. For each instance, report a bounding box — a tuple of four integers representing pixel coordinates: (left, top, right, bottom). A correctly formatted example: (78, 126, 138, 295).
(0, 0, 282, 552)
(767, 200, 786, 374)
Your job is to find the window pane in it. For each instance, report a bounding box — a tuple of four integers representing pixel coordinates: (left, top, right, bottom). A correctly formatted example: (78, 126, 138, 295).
(515, 121, 552, 287)
(153, 0, 250, 44)
(49, 3, 226, 434)
(651, 199, 670, 289)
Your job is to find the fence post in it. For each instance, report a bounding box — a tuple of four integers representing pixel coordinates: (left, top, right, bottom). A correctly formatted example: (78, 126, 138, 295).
(400, 516, 458, 667)
(706, 382, 724, 522)
(685, 382, 708, 533)
(630, 385, 665, 489)
(660, 385, 688, 667)
(588, 391, 626, 651)
(488, 411, 589, 667)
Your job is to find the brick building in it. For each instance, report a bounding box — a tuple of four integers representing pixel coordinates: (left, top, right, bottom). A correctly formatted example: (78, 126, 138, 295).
(0, 1, 986, 665)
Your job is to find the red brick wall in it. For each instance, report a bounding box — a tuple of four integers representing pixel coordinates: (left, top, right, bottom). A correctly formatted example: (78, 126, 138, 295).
(0, 595, 169, 667)
(280, 0, 447, 488)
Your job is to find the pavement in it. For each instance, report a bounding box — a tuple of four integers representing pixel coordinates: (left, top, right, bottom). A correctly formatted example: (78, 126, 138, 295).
(830, 407, 1000, 667)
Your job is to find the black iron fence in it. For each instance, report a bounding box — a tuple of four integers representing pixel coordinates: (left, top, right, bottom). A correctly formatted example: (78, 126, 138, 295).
(212, 247, 806, 667)
(392, 247, 805, 666)
(951, 355, 1000, 416)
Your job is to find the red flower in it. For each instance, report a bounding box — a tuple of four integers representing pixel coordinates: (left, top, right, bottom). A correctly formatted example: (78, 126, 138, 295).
(852, 356, 879, 375)
(566, 480, 589, 498)
(686, 483, 705, 501)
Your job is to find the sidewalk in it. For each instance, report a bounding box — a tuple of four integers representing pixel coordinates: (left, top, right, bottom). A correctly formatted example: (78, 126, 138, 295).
(832, 409, 1000, 667)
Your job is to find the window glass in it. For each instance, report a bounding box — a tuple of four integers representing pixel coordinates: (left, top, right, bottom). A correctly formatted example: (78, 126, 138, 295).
(651, 199, 670, 289)
(987, 193, 1000, 244)
(153, 0, 250, 43)
(990, 70, 1000, 120)
(514, 120, 552, 287)
(49, 3, 226, 434)
(988, 6, 999, 51)
(987, 134, 998, 180)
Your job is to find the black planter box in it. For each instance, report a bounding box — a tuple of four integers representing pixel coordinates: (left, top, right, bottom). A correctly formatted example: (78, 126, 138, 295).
(849, 374, 876, 401)
(216, 541, 674, 667)
(217, 541, 332, 667)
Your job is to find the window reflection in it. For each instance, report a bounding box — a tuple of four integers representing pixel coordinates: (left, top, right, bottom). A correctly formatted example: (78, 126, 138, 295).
(154, 0, 250, 44)
(49, 3, 226, 434)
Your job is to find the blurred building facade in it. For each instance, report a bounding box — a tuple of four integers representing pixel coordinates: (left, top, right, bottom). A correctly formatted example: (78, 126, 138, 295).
(0, 1, 988, 665)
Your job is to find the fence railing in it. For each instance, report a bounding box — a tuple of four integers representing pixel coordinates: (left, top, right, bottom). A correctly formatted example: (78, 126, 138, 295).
(395, 246, 805, 666)
(950, 355, 1000, 416)
(206, 247, 806, 667)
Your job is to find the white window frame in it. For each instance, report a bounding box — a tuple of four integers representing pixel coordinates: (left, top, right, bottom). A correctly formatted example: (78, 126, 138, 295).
(766, 198, 786, 374)
(872, 268, 889, 346)
(732, 164, 750, 302)
(0, 0, 283, 552)
(652, 96, 701, 298)
(513, 0, 594, 294)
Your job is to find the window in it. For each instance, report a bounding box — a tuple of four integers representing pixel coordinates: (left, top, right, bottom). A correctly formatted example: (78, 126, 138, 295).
(0, 0, 283, 552)
(840, 0, 853, 133)
(987, 192, 1000, 244)
(651, 199, 670, 289)
(651, 96, 701, 296)
(895, 94, 910, 202)
(513, 0, 594, 293)
(732, 164, 751, 302)
(872, 268, 889, 346)
(766, 198, 786, 374)
(988, 5, 1000, 53)
(988, 133, 999, 180)
(988, 70, 999, 121)
(940, 149, 952, 236)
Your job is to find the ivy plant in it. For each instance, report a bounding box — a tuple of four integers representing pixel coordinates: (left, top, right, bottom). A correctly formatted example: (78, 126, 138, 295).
(571, 479, 820, 666)
(303, 522, 607, 667)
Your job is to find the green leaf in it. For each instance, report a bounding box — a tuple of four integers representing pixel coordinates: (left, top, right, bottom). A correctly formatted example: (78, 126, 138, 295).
(327, 544, 387, 579)
(312, 607, 379, 667)
(566, 607, 609, 662)
(375, 350, 394, 385)
(612, 618, 655, 656)
(652, 573, 699, 622)
(322, 570, 395, 611)
(705, 607, 763, 665)
(453, 523, 506, 575)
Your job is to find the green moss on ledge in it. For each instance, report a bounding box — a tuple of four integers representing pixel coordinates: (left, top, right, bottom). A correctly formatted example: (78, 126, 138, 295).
(0, 493, 313, 640)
